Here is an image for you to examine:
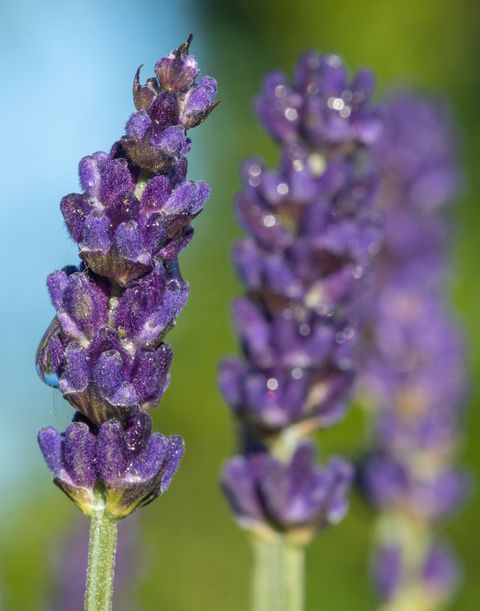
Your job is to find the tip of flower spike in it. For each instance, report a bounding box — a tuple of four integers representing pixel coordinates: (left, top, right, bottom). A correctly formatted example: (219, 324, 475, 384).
(154, 34, 200, 94)
(180, 33, 194, 55)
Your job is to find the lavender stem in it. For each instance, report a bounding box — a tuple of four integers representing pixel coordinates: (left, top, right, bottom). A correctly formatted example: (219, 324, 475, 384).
(84, 503, 118, 611)
(252, 536, 304, 611)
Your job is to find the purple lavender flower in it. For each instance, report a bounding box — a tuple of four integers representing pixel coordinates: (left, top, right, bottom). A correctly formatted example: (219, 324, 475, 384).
(256, 52, 380, 148)
(38, 411, 184, 518)
(61, 153, 209, 286)
(220, 50, 381, 588)
(36, 35, 216, 550)
(37, 36, 216, 430)
(219, 152, 382, 435)
(358, 91, 467, 608)
(37, 263, 181, 424)
(36, 36, 216, 608)
(372, 540, 459, 605)
(361, 452, 467, 521)
(222, 443, 352, 541)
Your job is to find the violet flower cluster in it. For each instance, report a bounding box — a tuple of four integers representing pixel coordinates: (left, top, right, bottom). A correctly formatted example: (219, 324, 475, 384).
(37, 36, 217, 519)
(358, 93, 467, 607)
(220, 51, 383, 542)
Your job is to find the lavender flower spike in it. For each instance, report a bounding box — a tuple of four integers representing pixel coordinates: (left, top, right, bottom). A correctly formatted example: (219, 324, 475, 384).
(36, 36, 217, 610)
(219, 49, 382, 610)
(357, 92, 468, 610)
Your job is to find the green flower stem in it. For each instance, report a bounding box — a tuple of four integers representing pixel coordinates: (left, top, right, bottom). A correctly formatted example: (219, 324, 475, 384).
(252, 535, 305, 611)
(84, 505, 118, 611)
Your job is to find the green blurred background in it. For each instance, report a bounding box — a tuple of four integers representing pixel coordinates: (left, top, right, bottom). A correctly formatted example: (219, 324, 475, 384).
(1, 0, 479, 609)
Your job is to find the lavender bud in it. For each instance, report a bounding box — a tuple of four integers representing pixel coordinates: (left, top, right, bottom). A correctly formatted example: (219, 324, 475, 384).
(222, 443, 352, 541)
(60, 154, 210, 286)
(154, 35, 199, 93)
(122, 35, 217, 173)
(38, 412, 184, 519)
(256, 52, 381, 149)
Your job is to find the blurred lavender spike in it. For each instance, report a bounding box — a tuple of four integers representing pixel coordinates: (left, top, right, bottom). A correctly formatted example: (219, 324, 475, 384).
(357, 91, 468, 609)
(219, 47, 383, 611)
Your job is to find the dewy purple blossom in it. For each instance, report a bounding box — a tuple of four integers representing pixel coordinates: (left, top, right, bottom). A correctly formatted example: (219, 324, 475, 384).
(37, 35, 217, 527)
(220, 49, 381, 556)
(358, 92, 467, 608)
(39, 411, 183, 518)
(37, 263, 180, 424)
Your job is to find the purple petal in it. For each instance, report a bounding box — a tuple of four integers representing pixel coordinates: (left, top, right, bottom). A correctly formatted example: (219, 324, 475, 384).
(99, 159, 135, 205)
(81, 212, 113, 253)
(62, 422, 96, 487)
(129, 432, 169, 480)
(222, 456, 264, 522)
(79, 152, 108, 196)
(131, 344, 173, 406)
(125, 110, 152, 140)
(38, 427, 63, 474)
(141, 175, 172, 213)
(59, 344, 90, 394)
(92, 350, 126, 400)
(60, 194, 90, 242)
(96, 420, 128, 484)
(159, 435, 185, 492)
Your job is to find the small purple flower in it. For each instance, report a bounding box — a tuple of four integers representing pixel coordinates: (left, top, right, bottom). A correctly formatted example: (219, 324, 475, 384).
(37, 264, 182, 424)
(222, 443, 352, 540)
(422, 541, 459, 600)
(361, 453, 468, 520)
(38, 411, 184, 518)
(61, 154, 210, 286)
(372, 540, 459, 605)
(371, 544, 402, 603)
(122, 35, 217, 173)
(256, 52, 380, 148)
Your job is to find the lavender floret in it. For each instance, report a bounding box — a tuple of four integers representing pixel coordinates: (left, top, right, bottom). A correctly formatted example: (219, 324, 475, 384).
(222, 443, 352, 542)
(61, 154, 210, 286)
(38, 412, 184, 519)
(256, 52, 380, 148)
(37, 264, 181, 424)
(372, 540, 459, 605)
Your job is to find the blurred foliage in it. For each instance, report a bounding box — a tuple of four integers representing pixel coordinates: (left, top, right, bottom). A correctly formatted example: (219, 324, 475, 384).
(0, 0, 479, 609)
